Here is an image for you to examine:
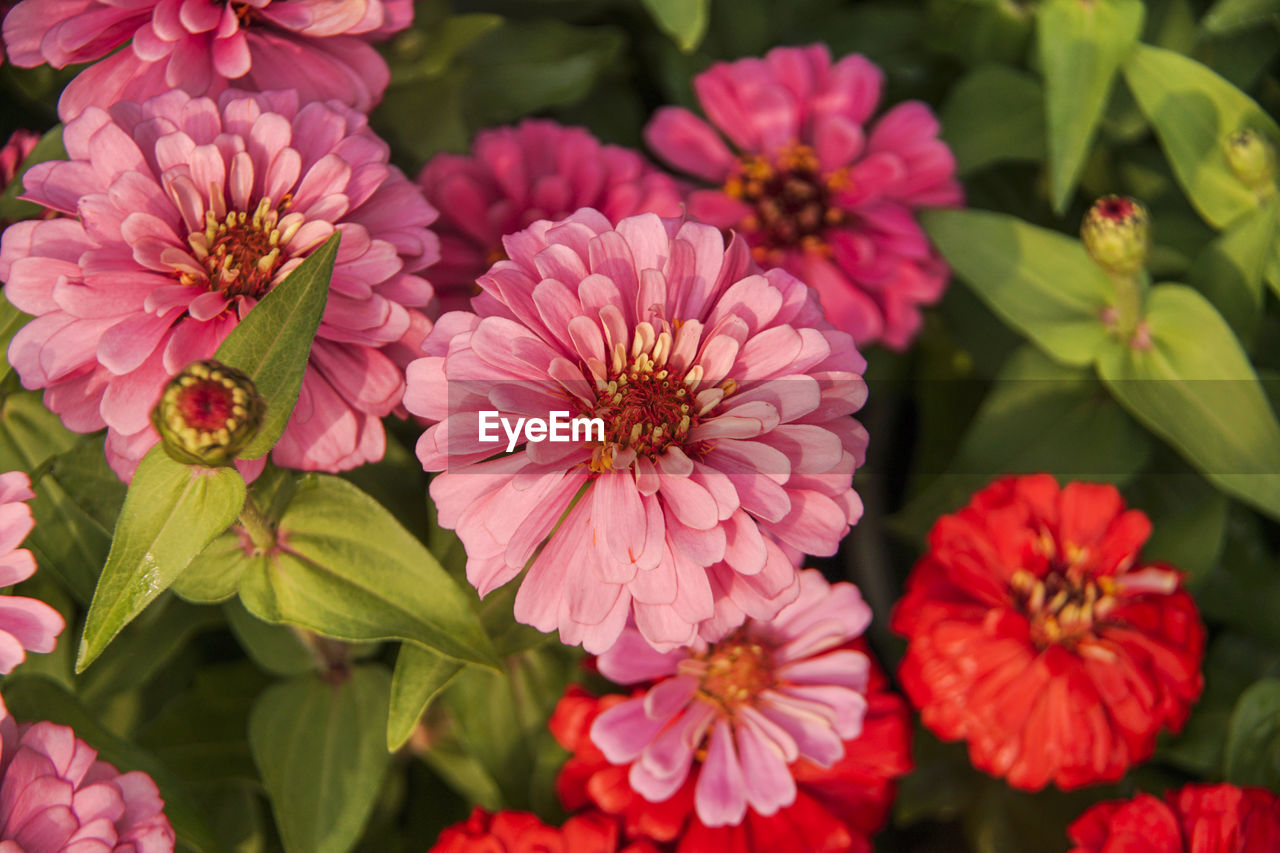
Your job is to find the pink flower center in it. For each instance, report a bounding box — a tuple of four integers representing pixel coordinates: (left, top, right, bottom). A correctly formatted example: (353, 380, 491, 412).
(583, 323, 728, 472)
(724, 144, 847, 263)
(1095, 196, 1137, 222)
(1009, 566, 1118, 648)
(184, 196, 303, 299)
(681, 631, 776, 714)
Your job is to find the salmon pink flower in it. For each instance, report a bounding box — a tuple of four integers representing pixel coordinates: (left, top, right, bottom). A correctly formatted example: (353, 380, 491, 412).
(644, 44, 962, 350)
(0, 89, 438, 481)
(0, 697, 174, 851)
(405, 210, 866, 653)
(0, 471, 63, 673)
(2, 0, 411, 120)
(585, 571, 875, 828)
(419, 119, 684, 313)
(891, 474, 1205, 791)
(551, 635, 911, 853)
(1068, 783, 1280, 852)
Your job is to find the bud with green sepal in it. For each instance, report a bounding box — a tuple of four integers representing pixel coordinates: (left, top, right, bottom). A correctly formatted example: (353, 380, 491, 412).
(1225, 129, 1277, 197)
(151, 360, 266, 467)
(1081, 195, 1150, 276)
(1081, 196, 1151, 343)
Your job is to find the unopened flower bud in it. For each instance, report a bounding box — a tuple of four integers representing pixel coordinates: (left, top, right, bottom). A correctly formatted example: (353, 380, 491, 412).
(1225, 129, 1277, 193)
(1081, 196, 1150, 276)
(151, 360, 265, 467)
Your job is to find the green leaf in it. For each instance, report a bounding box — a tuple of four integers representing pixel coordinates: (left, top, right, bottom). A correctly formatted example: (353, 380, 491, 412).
(139, 663, 272, 785)
(0, 125, 65, 222)
(2, 675, 220, 853)
(213, 232, 339, 459)
(922, 208, 1114, 366)
(462, 20, 624, 127)
(1123, 43, 1280, 228)
(0, 291, 31, 385)
(78, 448, 246, 671)
(27, 435, 123, 603)
(941, 65, 1046, 175)
(238, 474, 498, 669)
(641, 0, 711, 52)
(1187, 195, 1279, 342)
(1097, 285, 1280, 520)
(0, 389, 78, 473)
(250, 666, 392, 853)
(226, 598, 318, 676)
(387, 643, 463, 751)
(170, 529, 248, 603)
(1037, 0, 1144, 213)
(894, 346, 1150, 538)
(1203, 0, 1280, 34)
(1224, 678, 1280, 788)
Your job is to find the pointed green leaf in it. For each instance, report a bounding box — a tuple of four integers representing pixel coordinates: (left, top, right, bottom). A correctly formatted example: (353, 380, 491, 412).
(238, 474, 499, 669)
(213, 232, 339, 459)
(1203, 0, 1280, 34)
(1224, 678, 1280, 788)
(1123, 43, 1280, 228)
(1187, 195, 1279, 341)
(641, 0, 711, 52)
(1037, 0, 1144, 212)
(387, 643, 463, 751)
(77, 447, 246, 671)
(1098, 285, 1280, 519)
(0, 126, 65, 222)
(226, 598, 319, 677)
(170, 529, 248, 604)
(250, 666, 392, 853)
(922, 208, 1114, 366)
(942, 65, 1046, 175)
(2, 675, 220, 853)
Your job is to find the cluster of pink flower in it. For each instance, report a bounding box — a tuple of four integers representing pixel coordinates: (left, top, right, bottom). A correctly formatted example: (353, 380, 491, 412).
(0, 1, 1249, 850)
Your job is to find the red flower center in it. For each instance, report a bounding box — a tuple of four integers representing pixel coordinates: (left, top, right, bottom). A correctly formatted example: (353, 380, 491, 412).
(1096, 196, 1136, 222)
(725, 144, 846, 263)
(683, 631, 776, 713)
(1009, 567, 1118, 648)
(583, 323, 728, 471)
(176, 379, 237, 432)
(184, 196, 300, 299)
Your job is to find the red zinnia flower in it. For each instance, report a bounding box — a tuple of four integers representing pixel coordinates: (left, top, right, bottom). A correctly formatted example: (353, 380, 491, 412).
(1068, 783, 1280, 852)
(549, 637, 911, 853)
(891, 474, 1205, 791)
(430, 807, 660, 853)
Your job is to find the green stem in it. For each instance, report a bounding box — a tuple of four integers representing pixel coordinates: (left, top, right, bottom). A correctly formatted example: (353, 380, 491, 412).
(238, 494, 276, 551)
(1109, 269, 1143, 340)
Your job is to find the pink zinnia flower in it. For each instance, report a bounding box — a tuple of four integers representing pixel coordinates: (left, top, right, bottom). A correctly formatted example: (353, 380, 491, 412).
(419, 119, 685, 313)
(0, 471, 64, 673)
(588, 570, 873, 827)
(0, 89, 438, 481)
(0, 698, 174, 851)
(0, 129, 37, 192)
(404, 209, 866, 653)
(2, 0, 412, 120)
(644, 44, 962, 350)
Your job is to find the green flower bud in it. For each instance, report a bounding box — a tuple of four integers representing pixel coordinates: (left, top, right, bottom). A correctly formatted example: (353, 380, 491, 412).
(151, 360, 265, 467)
(1080, 196, 1150, 276)
(1225, 129, 1277, 193)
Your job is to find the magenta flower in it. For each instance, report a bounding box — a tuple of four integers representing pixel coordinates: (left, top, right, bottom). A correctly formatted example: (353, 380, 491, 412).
(0, 471, 63, 674)
(404, 209, 867, 654)
(2, 0, 412, 120)
(644, 44, 963, 350)
(589, 569, 873, 827)
(419, 119, 685, 314)
(0, 89, 438, 481)
(0, 700, 174, 851)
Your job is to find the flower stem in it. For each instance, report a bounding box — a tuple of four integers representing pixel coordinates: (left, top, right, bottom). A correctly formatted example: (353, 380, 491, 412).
(238, 494, 276, 552)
